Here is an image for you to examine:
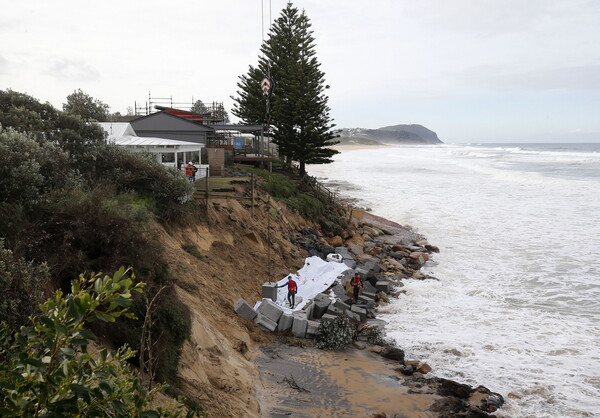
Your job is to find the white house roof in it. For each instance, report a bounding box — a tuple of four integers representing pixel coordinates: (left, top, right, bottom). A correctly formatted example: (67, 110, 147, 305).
(111, 135, 203, 147)
(98, 122, 137, 138)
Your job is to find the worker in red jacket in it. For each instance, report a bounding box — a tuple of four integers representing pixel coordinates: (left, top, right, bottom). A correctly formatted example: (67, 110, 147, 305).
(350, 273, 363, 302)
(278, 278, 298, 309)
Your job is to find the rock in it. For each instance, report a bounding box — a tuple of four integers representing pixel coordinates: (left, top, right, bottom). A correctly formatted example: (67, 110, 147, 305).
(481, 393, 504, 413)
(416, 363, 432, 374)
(429, 397, 469, 415)
(380, 347, 405, 362)
(400, 365, 416, 376)
(353, 341, 367, 350)
(507, 392, 522, 400)
(377, 291, 390, 304)
(409, 252, 429, 265)
(425, 244, 440, 253)
(437, 378, 473, 399)
(369, 345, 384, 354)
(348, 244, 363, 256)
(328, 235, 344, 247)
(363, 226, 380, 237)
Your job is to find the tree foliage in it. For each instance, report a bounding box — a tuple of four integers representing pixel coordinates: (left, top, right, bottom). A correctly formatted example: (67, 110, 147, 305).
(190, 100, 209, 115)
(232, 2, 339, 175)
(0, 268, 194, 417)
(63, 88, 110, 122)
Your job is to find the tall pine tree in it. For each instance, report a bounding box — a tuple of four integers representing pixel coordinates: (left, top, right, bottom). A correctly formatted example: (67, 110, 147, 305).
(232, 2, 338, 176)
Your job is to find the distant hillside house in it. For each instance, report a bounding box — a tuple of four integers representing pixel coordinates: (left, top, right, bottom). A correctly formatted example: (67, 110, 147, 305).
(98, 121, 204, 167)
(130, 111, 214, 144)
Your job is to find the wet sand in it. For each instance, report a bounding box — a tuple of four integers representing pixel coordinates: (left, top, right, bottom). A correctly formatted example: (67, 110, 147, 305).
(255, 344, 439, 417)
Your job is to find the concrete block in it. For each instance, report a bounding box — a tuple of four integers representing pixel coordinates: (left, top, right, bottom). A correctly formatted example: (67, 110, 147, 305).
(345, 310, 361, 323)
(257, 299, 284, 323)
(343, 259, 357, 269)
(362, 291, 377, 300)
(306, 320, 320, 338)
(364, 281, 378, 294)
(320, 313, 338, 323)
(326, 305, 343, 316)
(334, 299, 351, 313)
(254, 313, 277, 332)
(292, 313, 308, 338)
(364, 260, 381, 274)
(375, 280, 390, 294)
(351, 305, 367, 321)
(314, 293, 331, 305)
(304, 302, 314, 320)
(332, 284, 347, 299)
(355, 267, 369, 279)
(233, 298, 257, 321)
(312, 300, 330, 319)
(262, 282, 278, 301)
(335, 247, 351, 259)
(358, 295, 375, 309)
(277, 313, 294, 331)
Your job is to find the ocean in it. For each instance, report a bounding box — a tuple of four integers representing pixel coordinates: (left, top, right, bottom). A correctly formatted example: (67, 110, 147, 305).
(307, 143, 600, 417)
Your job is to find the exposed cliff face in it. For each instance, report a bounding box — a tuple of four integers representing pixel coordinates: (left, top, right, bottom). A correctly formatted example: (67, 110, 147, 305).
(157, 191, 318, 416)
(340, 124, 443, 145)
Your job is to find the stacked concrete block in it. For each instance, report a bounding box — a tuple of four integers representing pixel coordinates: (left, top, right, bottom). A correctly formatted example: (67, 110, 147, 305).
(358, 295, 375, 309)
(262, 282, 278, 301)
(334, 299, 351, 313)
(332, 284, 347, 299)
(345, 310, 361, 323)
(326, 305, 343, 317)
(277, 313, 294, 331)
(351, 305, 367, 321)
(312, 299, 330, 319)
(364, 260, 381, 274)
(306, 320, 320, 338)
(355, 267, 369, 279)
(257, 299, 284, 323)
(254, 313, 278, 332)
(375, 280, 391, 294)
(292, 313, 308, 338)
(233, 298, 257, 321)
(362, 291, 377, 301)
(320, 313, 337, 323)
(343, 259, 357, 269)
(364, 281, 378, 294)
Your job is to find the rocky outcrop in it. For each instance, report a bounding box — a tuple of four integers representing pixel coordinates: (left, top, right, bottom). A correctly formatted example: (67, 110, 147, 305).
(340, 124, 443, 145)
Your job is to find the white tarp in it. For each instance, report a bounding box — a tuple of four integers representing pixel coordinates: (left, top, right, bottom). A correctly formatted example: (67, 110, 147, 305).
(273, 256, 349, 313)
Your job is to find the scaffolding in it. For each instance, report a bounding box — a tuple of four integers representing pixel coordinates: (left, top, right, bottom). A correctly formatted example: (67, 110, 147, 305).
(133, 91, 227, 124)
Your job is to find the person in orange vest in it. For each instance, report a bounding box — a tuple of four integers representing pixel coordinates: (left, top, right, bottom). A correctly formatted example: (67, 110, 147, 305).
(350, 273, 363, 303)
(278, 277, 298, 309)
(184, 162, 194, 182)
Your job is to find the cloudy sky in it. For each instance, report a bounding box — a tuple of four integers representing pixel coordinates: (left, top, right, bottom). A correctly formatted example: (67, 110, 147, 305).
(2, 0, 599, 142)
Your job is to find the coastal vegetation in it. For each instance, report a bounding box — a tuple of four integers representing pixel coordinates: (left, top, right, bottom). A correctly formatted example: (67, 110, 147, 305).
(0, 89, 196, 411)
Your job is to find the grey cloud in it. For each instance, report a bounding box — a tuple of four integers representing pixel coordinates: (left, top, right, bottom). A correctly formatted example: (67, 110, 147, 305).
(45, 59, 100, 82)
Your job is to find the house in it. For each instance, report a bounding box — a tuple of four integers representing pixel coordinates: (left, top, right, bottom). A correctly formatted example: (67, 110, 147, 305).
(98, 122, 204, 168)
(129, 111, 214, 144)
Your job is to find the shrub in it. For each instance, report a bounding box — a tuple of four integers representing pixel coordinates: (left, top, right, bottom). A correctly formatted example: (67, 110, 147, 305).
(0, 268, 193, 417)
(315, 317, 355, 350)
(0, 240, 50, 330)
(360, 325, 386, 346)
(286, 193, 324, 219)
(181, 244, 205, 261)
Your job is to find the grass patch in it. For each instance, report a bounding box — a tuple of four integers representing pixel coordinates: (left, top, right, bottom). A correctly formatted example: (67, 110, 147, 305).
(286, 193, 324, 219)
(177, 280, 199, 293)
(181, 244, 206, 261)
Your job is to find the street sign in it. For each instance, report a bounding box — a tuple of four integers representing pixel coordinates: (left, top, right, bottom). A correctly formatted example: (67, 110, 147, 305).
(260, 78, 272, 96)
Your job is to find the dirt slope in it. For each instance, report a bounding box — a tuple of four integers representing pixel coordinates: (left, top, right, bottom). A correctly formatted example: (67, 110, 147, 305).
(157, 190, 318, 416)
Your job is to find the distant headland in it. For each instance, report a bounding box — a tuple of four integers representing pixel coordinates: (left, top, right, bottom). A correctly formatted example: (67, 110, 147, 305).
(338, 124, 444, 145)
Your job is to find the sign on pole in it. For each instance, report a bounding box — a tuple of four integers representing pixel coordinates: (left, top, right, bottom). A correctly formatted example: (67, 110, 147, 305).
(260, 78, 272, 96)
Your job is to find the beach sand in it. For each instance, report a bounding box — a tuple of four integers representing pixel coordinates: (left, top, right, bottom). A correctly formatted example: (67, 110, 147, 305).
(255, 343, 439, 417)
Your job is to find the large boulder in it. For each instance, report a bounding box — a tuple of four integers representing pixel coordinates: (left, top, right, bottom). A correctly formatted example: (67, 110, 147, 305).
(380, 347, 405, 362)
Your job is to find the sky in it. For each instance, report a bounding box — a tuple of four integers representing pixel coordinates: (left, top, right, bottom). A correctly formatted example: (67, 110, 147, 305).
(1, 0, 600, 143)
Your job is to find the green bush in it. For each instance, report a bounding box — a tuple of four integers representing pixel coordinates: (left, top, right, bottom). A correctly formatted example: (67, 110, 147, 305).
(360, 325, 386, 346)
(286, 193, 324, 219)
(315, 317, 355, 350)
(181, 244, 205, 261)
(0, 268, 193, 417)
(0, 240, 50, 330)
